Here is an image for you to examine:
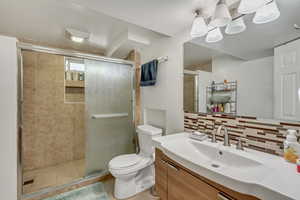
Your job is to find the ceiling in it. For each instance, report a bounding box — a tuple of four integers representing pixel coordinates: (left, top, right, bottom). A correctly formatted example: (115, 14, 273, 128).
(0, 0, 165, 55)
(0, 0, 299, 60)
(0, 0, 240, 54)
(72, 0, 242, 36)
(184, 42, 222, 67)
(190, 0, 300, 60)
(68, 0, 228, 36)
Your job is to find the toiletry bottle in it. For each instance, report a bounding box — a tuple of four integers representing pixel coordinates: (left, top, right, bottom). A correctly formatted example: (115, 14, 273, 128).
(284, 130, 300, 163)
(225, 103, 230, 113)
(66, 71, 72, 81)
(211, 81, 216, 92)
(224, 79, 228, 90)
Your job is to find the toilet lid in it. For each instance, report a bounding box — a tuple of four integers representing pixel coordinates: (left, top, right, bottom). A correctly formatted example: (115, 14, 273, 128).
(109, 154, 142, 169)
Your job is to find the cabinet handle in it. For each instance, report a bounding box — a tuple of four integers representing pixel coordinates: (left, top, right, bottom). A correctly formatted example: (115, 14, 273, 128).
(160, 159, 167, 164)
(167, 162, 179, 171)
(217, 193, 233, 200)
(158, 159, 179, 171)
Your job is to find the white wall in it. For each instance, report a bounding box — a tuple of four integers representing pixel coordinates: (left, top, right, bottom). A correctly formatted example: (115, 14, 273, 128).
(139, 28, 275, 131)
(212, 55, 274, 119)
(0, 35, 18, 200)
(141, 31, 190, 134)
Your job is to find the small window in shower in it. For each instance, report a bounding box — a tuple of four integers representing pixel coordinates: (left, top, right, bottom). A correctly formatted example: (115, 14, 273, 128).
(64, 57, 85, 103)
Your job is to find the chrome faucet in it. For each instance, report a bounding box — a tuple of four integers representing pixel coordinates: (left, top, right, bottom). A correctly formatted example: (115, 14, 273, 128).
(211, 121, 217, 143)
(211, 131, 217, 143)
(217, 125, 230, 147)
(236, 137, 245, 151)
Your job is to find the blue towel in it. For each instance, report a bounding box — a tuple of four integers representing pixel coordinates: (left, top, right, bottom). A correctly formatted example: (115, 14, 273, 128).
(140, 59, 158, 87)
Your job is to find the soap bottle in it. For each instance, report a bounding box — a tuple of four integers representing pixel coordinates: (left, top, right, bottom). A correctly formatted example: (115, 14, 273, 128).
(284, 130, 300, 163)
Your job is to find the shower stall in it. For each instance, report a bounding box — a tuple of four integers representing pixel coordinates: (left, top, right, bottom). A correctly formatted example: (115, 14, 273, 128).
(18, 43, 135, 198)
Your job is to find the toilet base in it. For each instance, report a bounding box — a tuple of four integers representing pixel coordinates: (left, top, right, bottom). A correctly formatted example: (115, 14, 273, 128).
(113, 165, 154, 199)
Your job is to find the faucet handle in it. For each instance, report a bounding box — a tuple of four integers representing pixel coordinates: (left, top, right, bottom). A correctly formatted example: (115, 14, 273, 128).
(211, 131, 217, 143)
(236, 137, 245, 151)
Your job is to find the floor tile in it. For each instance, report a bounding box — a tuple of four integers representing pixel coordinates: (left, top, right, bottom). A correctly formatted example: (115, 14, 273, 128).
(103, 178, 159, 200)
(23, 159, 85, 194)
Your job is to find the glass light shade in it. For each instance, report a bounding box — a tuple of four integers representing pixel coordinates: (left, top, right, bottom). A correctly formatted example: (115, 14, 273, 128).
(206, 27, 223, 43)
(71, 36, 84, 43)
(238, 0, 268, 14)
(210, 3, 232, 27)
(253, 1, 280, 24)
(225, 17, 246, 35)
(190, 16, 208, 38)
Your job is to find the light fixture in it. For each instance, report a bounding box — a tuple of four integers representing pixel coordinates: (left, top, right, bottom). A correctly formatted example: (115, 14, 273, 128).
(206, 27, 223, 43)
(238, 0, 268, 14)
(210, 0, 232, 27)
(190, 10, 208, 38)
(70, 36, 84, 43)
(66, 28, 90, 43)
(189, 0, 281, 42)
(225, 16, 246, 35)
(225, 17, 246, 35)
(253, 1, 280, 24)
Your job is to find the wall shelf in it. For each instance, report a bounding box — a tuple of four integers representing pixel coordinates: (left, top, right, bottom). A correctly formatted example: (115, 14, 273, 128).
(65, 80, 85, 88)
(206, 81, 237, 115)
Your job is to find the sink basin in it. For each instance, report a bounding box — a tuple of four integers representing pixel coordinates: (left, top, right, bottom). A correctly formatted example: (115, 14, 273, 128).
(153, 133, 300, 200)
(189, 140, 262, 169)
(161, 136, 267, 183)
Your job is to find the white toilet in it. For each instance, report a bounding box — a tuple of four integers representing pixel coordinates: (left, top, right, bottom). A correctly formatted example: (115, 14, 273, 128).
(108, 125, 162, 199)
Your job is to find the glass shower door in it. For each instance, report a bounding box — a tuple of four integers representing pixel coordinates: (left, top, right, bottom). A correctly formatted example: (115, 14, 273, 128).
(85, 59, 135, 176)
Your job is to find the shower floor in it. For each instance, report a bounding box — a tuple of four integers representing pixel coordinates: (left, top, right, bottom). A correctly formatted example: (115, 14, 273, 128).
(23, 159, 85, 194)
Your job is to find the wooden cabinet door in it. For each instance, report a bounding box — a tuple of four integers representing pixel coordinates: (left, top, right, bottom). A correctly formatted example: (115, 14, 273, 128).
(167, 162, 220, 200)
(155, 154, 168, 200)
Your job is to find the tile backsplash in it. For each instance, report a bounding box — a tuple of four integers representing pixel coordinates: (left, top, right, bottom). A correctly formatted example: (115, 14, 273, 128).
(184, 112, 300, 156)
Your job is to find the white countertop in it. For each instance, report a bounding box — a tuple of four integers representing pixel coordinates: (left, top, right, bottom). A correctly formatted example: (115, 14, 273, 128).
(153, 133, 300, 200)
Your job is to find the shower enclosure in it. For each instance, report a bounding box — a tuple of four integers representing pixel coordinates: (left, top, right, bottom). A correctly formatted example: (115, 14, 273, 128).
(85, 59, 134, 176)
(18, 43, 135, 198)
(183, 73, 199, 113)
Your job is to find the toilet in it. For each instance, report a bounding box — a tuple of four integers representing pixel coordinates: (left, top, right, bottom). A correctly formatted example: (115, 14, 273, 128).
(108, 125, 162, 199)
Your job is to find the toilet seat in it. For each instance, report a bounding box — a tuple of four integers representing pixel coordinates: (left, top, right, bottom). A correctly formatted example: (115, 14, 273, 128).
(109, 154, 152, 176)
(110, 154, 142, 169)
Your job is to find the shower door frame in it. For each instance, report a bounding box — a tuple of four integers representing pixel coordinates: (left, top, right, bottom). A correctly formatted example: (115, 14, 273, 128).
(17, 42, 135, 199)
(183, 70, 199, 113)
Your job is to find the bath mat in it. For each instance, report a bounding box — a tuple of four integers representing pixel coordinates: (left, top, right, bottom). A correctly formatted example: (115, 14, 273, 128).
(43, 182, 109, 200)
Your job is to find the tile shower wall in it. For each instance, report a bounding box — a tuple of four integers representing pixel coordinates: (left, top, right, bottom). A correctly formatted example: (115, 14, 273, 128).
(184, 112, 300, 156)
(22, 51, 85, 171)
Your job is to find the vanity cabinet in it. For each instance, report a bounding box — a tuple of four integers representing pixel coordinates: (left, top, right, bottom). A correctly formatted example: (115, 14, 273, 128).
(167, 161, 219, 200)
(155, 149, 260, 200)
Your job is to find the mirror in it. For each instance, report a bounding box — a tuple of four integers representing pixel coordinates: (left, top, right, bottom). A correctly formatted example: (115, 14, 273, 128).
(183, 1, 300, 122)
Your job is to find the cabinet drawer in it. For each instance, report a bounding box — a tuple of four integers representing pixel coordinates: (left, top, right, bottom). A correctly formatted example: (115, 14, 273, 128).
(167, 162, 219, 200)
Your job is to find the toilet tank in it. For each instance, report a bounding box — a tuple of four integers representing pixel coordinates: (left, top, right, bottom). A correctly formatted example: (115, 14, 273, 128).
(137, 125, 162, 157)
